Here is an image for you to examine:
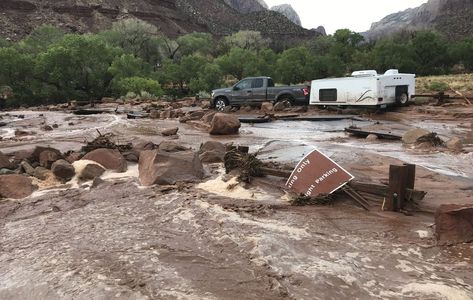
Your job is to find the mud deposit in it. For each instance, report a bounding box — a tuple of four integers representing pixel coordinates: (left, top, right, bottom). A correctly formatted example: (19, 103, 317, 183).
(1, 107, 473, 299)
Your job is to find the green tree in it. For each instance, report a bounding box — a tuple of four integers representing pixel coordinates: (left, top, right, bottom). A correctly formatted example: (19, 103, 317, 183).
(331, 29, 365, 71)
(36, 34, 121, 101)
(411, 31, 450, 75)
(161, 54, 209, 92)
(276, 47, 310, 84)
(371, 37, 417, 73)
(216, 47, 259, 80)
(449, 38, 473, 71)
(109, 54, 153, 81)
(100, 19, 161, 64)
(0, 47, 36, 105)
(189, 63, 223, 93)
(176, 32, 213, 57)
(17, 25, 65, 54)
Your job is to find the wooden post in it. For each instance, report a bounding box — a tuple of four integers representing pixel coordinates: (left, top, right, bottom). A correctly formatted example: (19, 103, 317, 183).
(404, 164, 416, 190)
(387, 165, 408, 211)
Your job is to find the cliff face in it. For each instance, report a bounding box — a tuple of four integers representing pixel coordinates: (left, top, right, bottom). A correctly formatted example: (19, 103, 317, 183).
(365, 0, 473, 41)
(270, 4, 302, 26)
(0, 0, 318, 42)
(223, 0, 267, 13)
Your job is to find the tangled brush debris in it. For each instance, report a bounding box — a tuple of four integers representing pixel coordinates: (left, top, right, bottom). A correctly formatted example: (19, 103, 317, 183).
(224, 148, 265, 183)
(82, 131, 133, 153)
(416, 132, 445, 147)
(290, 194, 335, 206)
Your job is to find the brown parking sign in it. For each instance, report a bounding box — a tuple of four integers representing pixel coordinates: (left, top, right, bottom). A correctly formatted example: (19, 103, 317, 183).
(286, 149, 354, 197)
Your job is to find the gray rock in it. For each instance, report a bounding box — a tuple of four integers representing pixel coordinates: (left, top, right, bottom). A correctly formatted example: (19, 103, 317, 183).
(161, 127, 179, 136)
(34, 166, 51, 180)
(51, 159, 75, 182)
(79, 163, 106, 181)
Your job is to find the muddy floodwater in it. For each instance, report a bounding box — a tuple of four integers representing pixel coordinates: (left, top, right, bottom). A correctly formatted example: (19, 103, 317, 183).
(1, 106, 473, 299)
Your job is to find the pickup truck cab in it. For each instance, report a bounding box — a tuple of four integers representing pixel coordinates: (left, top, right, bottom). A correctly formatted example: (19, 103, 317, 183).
(211, 77, 309, 111)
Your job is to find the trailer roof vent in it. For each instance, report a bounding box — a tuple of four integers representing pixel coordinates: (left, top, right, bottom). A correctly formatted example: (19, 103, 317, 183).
(351, 70, 377, 77)
(384, 69, 399, 75)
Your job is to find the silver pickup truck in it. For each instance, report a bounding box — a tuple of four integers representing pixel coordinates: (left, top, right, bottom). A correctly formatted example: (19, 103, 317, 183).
(210, 76, 310, 111)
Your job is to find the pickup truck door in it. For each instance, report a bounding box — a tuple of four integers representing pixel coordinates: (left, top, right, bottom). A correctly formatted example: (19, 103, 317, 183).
(231, 79, 253, 105)
(249, 78, 267, 103)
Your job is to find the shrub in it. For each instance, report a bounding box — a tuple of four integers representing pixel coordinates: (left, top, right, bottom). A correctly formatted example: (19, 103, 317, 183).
(427, 81, 449, 92)
(114, 77, 164, 97)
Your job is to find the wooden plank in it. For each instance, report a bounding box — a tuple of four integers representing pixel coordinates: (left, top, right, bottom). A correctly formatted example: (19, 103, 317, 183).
(280, 115, 359, 122)
(343, 185, 370, 211)
(344, 127, 402, 140)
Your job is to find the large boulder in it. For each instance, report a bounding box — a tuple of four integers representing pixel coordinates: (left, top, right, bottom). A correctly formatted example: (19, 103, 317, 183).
(435, 204, 473, 245)
(51, 159, 76, 182)
(0, 152, 14, 170)
(402, 128, 431, 144)
(139, 150, 204, 186)
(0, 175, 37, 199)
(209, 113, 241, 135)
(199, 141, 226, 164)
(83, 148, 127, 172)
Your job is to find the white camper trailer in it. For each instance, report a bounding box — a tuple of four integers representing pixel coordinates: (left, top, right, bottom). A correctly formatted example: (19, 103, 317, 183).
(309, 70, 415, 107)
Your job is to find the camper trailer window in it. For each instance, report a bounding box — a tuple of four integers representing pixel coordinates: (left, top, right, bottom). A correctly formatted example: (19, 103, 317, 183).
(252, 78, 264, 89)
(319, 89, 337, 101)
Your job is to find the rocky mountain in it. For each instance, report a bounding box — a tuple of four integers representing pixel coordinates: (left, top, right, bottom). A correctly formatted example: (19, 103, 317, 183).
(223, 0, 268, 13)
(0, 0, 318, 43)
(270, 4, 301, 26)
(365, 0, 473, 41)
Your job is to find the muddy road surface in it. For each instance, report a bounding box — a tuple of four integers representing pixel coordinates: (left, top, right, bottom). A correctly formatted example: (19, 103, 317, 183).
(1, 105, 473, 299)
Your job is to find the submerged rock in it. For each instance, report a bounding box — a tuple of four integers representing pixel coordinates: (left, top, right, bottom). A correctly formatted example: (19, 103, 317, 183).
(402, 128, 431, 145)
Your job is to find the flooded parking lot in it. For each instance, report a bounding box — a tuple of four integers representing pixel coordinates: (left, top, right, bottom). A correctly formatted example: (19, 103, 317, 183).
(1, 107, 473, 299)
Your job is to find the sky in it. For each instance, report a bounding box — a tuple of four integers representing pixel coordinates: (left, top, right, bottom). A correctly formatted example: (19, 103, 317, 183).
(264, 0, 429, 34)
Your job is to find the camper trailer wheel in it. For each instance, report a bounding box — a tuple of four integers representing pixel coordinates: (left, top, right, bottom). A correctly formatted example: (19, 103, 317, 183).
(397, 92, 409, 106)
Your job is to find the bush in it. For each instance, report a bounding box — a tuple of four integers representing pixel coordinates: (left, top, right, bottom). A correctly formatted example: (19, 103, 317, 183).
(427, 81, 449, 92)
(113, 77, 164, 97)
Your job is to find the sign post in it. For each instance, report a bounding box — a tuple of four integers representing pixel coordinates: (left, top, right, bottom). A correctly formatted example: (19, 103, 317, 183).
(286, 149, 354, 197)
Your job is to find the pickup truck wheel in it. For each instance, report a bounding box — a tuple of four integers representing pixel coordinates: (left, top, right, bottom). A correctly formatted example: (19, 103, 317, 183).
(277, 96, 295, 107)
(397, 92, 409, 106)
(215, 97, 228, 111)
